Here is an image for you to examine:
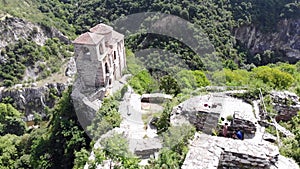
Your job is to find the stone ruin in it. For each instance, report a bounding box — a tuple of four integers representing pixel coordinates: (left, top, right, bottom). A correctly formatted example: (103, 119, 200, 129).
(171, 94, 258, 136)
(229, 111, 257, 137)
(170, 94, 222, 134)
(182, 133, 299, 169)
(171, 93, 299, 168)
(269, 91, 300, 121)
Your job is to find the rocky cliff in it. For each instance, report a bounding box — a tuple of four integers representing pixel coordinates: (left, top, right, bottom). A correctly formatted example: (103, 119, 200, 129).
(0, 83, 66, 120)
(0, 16, 69, 49)
(234, 19, 300, 64)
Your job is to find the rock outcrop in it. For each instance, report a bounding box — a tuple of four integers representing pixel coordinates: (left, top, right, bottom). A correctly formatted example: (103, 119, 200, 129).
(234, 19, 300, 63)
(0, 83, 66, 120)
(0, 16, 69, 50)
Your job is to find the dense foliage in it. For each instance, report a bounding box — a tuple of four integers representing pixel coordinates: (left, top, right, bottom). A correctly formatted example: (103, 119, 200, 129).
(212, 62, 300, 92)
(0, 103, 26, 136)
(0, 0, 300, 168)
(28, 0, 299, 67)
(0, 87, 90, 169)
(30, 87, 89, 169)
(146, 124, 196, 168)
(230, 0, 300, 31)
(279, 112, 300, 164)
(0, 38, 72, 86)
(88, 94, 122, 140)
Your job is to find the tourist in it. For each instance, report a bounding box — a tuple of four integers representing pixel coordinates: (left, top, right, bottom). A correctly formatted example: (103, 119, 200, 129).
(236, 130, 243, 140)
(232, 131, 238, 139)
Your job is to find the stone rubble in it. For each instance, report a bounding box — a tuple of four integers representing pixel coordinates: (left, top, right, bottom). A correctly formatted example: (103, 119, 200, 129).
(182, 133, 299, 169)
(269, 91, 300, 121)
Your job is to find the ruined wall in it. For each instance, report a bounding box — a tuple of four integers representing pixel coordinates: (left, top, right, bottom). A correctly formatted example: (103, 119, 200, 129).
(182, 133, 295, 169)
(171, 105, 220, 134)
(230, 118, 256, 134)
(218, 150, 276, 169)
(74, 45, 101, 92)
(270, 91, 300, 122)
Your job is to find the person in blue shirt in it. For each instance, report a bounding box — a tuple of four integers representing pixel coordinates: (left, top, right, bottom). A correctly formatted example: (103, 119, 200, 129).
(236, 130, 243, 140)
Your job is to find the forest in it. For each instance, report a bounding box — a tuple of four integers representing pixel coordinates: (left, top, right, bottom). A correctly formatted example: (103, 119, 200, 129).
(0, 0, 299, 168)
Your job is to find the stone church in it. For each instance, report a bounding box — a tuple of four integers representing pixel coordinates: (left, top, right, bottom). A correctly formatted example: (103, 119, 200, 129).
(73, 23, 126, 90)
(71, 24, 126, 129)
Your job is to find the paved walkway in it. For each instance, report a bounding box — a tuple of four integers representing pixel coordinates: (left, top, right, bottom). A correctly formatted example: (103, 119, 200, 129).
(118, 86, 159, 152)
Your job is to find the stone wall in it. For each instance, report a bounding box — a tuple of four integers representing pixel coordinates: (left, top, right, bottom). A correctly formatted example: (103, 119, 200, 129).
(170, 95, 222, 135)
(218, 150, 276, 169)
(229, 119, 256, 134)
(182, 133, 299, 169)
(171, 106, 220, 134)
(132, 138, 162, 159)
(270, 91, 300, 121)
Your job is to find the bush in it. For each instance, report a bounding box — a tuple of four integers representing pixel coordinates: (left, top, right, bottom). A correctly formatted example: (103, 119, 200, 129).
(159, 75, 181, 96)
(3, 80, 14, 87)
(88, 97, 121, 139)
(129, 70, 158, 94)
(226, 115, 233, 122)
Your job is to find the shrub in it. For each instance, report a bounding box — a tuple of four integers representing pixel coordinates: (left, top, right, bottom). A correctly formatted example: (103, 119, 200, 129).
(226, 115, 233, 121)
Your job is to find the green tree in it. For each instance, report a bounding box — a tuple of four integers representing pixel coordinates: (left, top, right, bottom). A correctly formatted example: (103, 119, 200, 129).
(88, 96, 121, 140)
(280, 112, 300, 164)
(73, 148, 90, 169)
(101, 133, 140, 168)
(155, 101, 173, 134)
(252, 66, 295, 89)
(176, 70, 210, 90)
(0, 103, 26, 136)
(129, 70, 158, 94)
(147, 124, 195, 168)
(192, 70, 210, 87)
(0, 134, 22, 168)
(161, 124, 195, 154)
(30, 87, 90, 169)
(159, 75, 181, 95)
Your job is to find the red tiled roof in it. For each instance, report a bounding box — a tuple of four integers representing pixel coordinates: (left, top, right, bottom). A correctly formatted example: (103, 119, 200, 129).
(72, 32, 104, 45)
(90, 23, 113, 34)
(112, 31, 124, 41)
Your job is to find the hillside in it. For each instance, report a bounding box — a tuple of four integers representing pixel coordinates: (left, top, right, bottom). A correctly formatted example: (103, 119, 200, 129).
(0, 0, 299, 169)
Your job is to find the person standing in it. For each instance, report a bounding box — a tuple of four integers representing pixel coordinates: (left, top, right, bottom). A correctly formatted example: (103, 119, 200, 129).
(237, 130, 243, 140)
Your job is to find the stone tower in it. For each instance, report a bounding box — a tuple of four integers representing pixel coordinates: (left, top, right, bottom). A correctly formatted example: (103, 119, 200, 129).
(71, 24, 126, 130)
(72, 23, 126, 92)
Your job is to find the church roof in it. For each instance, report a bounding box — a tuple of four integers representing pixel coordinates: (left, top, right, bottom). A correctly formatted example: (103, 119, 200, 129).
(90, 23, 113, 34)
(72, 32, 104, 45)
(112, 31, 124, 41)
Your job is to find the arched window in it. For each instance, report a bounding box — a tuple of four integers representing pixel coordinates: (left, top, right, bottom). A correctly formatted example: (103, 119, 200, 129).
(99, 43, 104, 55)
(114, 51, 116, 60)
(82, 47, 90, 55)
(80, 47, 91, 61)
(105, 62, 109, 74)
